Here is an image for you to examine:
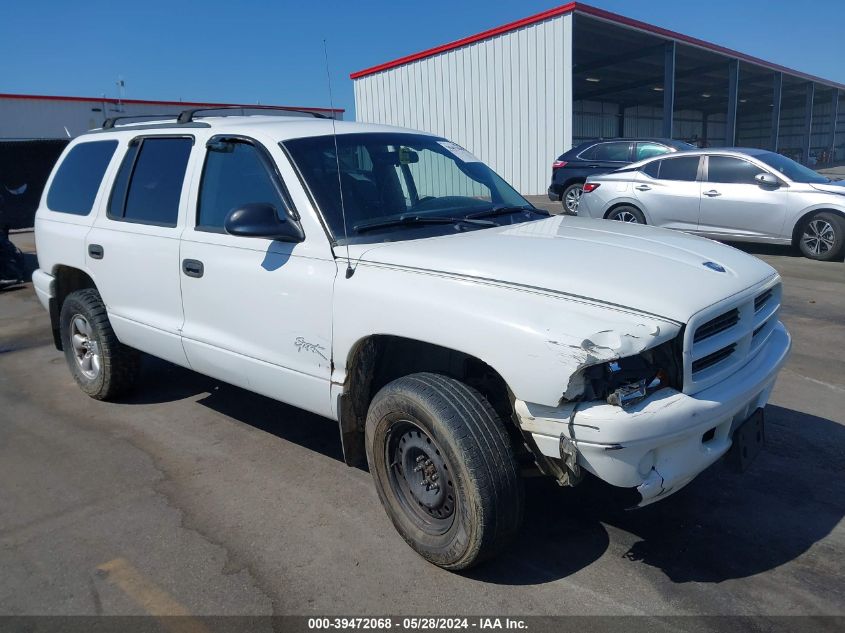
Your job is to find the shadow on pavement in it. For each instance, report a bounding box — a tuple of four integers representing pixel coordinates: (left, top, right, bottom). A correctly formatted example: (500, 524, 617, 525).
(472, 404, 844, 585)
(122, 358, 844, 586)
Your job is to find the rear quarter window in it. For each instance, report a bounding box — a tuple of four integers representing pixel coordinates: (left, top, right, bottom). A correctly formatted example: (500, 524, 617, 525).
(46, 140, 118, 215)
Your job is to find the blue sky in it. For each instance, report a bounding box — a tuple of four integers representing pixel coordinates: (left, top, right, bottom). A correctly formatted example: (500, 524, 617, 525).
(2, 1, 843, 117)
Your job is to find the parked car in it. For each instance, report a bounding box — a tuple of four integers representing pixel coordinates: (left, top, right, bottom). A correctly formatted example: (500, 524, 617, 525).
(33, 113, 790, 570)
(548, 138, 694, 213)
(579, 148, 845, 261)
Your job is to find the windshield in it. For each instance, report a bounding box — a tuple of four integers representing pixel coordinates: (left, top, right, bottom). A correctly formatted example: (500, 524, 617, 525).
(755, 151, 830, 183)
(282, 133, 539, 243)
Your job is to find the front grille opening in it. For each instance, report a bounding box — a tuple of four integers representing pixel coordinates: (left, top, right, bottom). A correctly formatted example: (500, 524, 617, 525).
(694, 308, 740, 343)
(692, 343, 736, 373)
(753, 321, 768, 337)
(701, 427, 717, 443)
(755, 289, 773, 312)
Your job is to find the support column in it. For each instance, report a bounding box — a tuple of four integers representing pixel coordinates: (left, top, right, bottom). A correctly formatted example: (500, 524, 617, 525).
(829, 89, 839, 162)
(702, 113, 709, 147)
(770, 72, 782, 152)
(617, 104, 626, 138)
(726, 59, 739, 146)
(803, 82, 815, 164)
(662, 41, 676, 138)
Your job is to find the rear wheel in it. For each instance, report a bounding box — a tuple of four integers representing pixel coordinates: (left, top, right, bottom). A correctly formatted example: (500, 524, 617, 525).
(562, 183, 584, 214)
(365, 372, 523, 570)
(607, 205, 646, 224)
(798, 212, 845, 261)
(60, 289, 140, 400)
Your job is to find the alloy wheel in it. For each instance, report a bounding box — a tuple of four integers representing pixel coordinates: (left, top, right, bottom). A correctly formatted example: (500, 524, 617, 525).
(564, 186, 582, 212)
(70, 314, 101, 379)
(614, 211, 640, 223)
(802, 219, 836, 256)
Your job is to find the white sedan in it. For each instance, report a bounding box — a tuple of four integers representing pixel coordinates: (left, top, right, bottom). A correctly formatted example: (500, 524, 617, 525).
(577, 147, 845, 261)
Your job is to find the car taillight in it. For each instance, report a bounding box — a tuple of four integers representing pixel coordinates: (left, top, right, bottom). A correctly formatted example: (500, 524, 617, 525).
(552, 160, 567, 170)
(582, 183, 600, 193)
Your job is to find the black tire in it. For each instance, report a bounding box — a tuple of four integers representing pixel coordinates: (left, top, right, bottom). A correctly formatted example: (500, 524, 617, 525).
(797, 211, 845, 261)
(59, 288, 140, 400)
(365, 372, 523, 570)
(607, 205, 646, 224)
(562, 182, 584, 214)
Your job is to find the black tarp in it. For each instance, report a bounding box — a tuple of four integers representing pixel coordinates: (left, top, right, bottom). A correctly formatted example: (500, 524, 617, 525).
(0, 140, 68, 229)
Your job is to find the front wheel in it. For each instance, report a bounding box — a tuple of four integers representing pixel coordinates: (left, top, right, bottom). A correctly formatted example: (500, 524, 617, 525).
(798, 212, 845, 261)
(607, 205, 646, 224)
(365, 373, 523, 570)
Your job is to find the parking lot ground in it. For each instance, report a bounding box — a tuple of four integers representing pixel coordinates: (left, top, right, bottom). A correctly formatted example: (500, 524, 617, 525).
(1, 230, 844, 618)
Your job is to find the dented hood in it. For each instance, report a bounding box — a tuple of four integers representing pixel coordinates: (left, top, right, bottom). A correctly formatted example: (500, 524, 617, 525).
(355, 215, 777, 323)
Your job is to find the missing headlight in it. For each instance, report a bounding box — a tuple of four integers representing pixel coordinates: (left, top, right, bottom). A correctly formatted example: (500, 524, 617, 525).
(579, 338, 682, 408)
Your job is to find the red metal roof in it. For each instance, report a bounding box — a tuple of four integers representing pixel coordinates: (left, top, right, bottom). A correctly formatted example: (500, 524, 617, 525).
(0, 92, 344, 113)
(349, 2, 845, 92)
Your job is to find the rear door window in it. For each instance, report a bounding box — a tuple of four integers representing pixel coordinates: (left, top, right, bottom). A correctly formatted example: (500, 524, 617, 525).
(46, 141, 118, 215)
(654, 156, 700, 181)
(593, 142, 631, 162)
(108, 137, 193, 227)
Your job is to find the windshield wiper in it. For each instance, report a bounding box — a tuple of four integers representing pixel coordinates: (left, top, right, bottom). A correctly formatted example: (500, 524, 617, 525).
(466, 205, 550, 220)
(353, 214, 496, 234)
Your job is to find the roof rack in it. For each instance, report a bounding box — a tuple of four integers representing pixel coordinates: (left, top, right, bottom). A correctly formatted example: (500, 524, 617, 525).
(176, 105, 329, 124)
(102, 114, 177, 129)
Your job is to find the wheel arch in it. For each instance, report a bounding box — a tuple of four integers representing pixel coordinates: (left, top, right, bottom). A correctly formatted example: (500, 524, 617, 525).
(49, 265, 98, 350)
(337, 334, 521, 467)
(790, 207, 845, 246)
(604, 200, 647, 223)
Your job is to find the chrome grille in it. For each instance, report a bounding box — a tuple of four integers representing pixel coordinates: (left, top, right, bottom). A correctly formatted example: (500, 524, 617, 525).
(683, 280, 782, 394)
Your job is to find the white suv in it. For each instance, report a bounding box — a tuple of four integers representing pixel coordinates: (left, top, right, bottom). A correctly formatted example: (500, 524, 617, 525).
(33, 111, 791, 569)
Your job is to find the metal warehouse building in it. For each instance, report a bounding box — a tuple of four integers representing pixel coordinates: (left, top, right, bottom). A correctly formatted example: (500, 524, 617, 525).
(0, 93, 343, 140)
(351, 2, 845, 195)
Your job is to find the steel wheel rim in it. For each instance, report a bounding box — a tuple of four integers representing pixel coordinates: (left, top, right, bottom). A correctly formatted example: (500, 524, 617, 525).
(70, 314, 101, 380)
(565, 186, 582, 212)
(802, 220, 836, 255)
(386, 420, 456, 535)
(614, 210, 639, 223)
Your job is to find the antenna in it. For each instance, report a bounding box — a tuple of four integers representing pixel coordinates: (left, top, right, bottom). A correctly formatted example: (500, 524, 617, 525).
(323, 39, 354, 279)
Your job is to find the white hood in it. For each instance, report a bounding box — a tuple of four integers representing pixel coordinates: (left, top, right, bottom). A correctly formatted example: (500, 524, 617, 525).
(355, 216, 777, 323)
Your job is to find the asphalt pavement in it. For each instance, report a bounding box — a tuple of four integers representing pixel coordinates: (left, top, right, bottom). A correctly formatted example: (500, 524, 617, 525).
(1, 230, 843, 619)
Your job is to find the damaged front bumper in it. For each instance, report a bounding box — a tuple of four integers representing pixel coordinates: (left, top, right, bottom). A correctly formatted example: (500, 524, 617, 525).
(516, 321, 791, 506)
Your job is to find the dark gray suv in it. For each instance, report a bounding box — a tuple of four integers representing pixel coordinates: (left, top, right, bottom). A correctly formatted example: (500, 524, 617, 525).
(549, 138, 694, 213)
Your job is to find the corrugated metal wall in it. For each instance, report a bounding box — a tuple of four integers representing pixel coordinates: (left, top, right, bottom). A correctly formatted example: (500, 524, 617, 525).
(353, 13, 573, 196)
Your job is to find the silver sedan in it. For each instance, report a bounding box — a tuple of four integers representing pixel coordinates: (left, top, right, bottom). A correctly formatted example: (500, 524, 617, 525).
(577, 148, 845, 261)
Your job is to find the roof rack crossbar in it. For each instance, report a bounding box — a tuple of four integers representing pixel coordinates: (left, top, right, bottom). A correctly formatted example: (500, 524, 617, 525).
(177, 105, 329, 124)
(102, 114, 178, 129)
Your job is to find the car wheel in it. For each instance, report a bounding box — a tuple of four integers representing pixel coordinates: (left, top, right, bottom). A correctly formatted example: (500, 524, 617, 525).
(365, 372, 523, 570)
(562, 183, 583, 214)
(60, 288, 140, 400)
(798, 212, 845, 261)
(607, 205, 646, 224)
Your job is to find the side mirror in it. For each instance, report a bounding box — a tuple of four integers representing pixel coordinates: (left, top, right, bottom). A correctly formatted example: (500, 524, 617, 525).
(224, 203, 304, 242)
(755, 173, 780, 187)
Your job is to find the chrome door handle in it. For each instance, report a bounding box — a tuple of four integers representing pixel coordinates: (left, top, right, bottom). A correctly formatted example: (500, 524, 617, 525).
(634, 185, 651, 191)
(704, 190, 722, 197)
